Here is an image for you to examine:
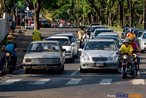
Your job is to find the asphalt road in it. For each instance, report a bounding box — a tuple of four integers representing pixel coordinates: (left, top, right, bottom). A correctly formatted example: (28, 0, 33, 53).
(0, 28, 146, 98)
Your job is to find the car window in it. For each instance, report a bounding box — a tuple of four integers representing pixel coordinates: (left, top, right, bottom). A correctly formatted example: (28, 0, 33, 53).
(84, 41, 116, 50)
(142, 33, 146, 39)
(95, 30, 113, 37)
(27, 43, 61, 52)
(47, 38, 70, 46)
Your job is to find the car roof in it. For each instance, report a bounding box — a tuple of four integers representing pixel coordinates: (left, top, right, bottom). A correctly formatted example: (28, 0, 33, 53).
(97, 32, 118, 35)
(94, 28, 113, 31)
(47, 36, 69, 39)
(55, 33, 74, 36)
(88, 39, 115, 42)
(31, 40, 59, 44)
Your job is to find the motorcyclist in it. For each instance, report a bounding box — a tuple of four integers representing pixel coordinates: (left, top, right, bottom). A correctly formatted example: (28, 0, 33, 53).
(0, 34, 17, 72)
(77, 27, 85, 48)
(32, 29, 42, 41)
(118, 39, 133, 70)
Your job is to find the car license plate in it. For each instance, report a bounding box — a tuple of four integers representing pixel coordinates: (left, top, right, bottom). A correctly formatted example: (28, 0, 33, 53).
(95, 63, 104, 67)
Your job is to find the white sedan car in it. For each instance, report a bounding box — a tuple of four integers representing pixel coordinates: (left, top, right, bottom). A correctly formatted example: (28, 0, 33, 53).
(55, 32, 79, 58)
(138, 31, 146, 52)
(80, 39, 118, 72)
(22, 41, 65, 74)
(46, 36, 75, 62)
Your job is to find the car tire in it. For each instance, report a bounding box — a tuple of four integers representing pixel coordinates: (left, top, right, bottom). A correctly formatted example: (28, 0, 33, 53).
(70, 55, 75, 63)
(57, 65, 64, 74)
(24, 69, 31, 74)
(80, 67, 87, 73)
(141, 50, 144, 53)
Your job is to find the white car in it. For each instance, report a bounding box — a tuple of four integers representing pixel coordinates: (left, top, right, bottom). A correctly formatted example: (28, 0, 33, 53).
(22, 41, 65, 74)
(93, 28, 114, 38)
(80, 39, 118, 72)
(55, 33, 79, 58)
(46, 36, 75, 62)
(138, 31, 146, 52)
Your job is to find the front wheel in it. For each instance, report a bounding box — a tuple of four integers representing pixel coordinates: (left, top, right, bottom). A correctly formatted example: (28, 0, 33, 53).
(2, 62, 9, 74)
(122, 67, 127, 79)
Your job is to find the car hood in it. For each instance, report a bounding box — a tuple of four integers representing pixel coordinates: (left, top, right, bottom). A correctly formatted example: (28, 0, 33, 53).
(62, 46, 72, 51)
(24, 52, 61, 58)
(82, 50, 117, 57)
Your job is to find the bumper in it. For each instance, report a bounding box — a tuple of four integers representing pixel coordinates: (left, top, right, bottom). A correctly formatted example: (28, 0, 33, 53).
(80, 62, 118, 69)
(22, 63, 62, 70)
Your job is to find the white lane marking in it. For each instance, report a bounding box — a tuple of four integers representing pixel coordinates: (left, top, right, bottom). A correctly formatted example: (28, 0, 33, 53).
(31, 79, 51, 85)
(1, 79, 22, 85)
(132, 79, 145, 85)
(99, 79, 112, 85)
(71, 68, 80, 76)
(66, 79, 81, 85)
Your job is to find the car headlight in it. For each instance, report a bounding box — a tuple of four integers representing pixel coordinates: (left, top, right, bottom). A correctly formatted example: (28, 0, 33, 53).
(25, 58, 32, 62)
(123, 55, 128, 59)
(81, 52, 90, 61)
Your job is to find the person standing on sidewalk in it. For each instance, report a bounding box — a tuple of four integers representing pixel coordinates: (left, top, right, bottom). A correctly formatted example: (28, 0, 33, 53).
(32, 29, 42, 41)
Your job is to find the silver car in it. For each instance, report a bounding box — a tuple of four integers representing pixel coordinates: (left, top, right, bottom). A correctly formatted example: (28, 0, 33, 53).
(93, 28, 114, 38)
(22, 41, 65, 74)
(80, 39, 118, 72)
(138, 31, 146, 52)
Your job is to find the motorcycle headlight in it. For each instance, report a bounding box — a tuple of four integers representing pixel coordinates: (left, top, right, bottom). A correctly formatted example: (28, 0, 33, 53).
(123, 55, 128, 59)
(6, 53, 10, 57)
(133, 54, 137, 58)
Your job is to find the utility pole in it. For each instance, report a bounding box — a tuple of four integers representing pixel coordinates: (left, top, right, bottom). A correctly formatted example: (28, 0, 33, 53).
(144, 0, 146, 29)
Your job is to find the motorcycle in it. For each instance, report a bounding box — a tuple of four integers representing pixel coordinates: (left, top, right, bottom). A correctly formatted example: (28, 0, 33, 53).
(1, 51, 15, 74)
(119, 53, 137, 79)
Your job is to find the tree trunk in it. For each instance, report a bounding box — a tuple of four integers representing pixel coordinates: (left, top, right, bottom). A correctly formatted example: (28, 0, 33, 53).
(144, 0, 146, 29)
(34, 0, 41, 30)
(119, 0, 124, 27)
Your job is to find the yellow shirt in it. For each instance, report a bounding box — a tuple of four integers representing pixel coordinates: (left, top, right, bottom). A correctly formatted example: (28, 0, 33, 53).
(119, 44, 133, 55)
(32, 30, 41, 41)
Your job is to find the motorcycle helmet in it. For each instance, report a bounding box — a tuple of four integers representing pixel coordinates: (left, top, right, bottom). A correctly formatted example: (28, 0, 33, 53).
(7, 34, 14, 42)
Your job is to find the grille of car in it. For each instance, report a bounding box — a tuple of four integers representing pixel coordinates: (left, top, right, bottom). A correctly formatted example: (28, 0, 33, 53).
(33, 58, 60, 64)
(92, 57, 108, 61)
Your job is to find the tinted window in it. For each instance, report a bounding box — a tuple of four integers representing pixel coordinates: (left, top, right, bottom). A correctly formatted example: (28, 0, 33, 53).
(47, 38, 70, 46)
(95, 30, 113, 37)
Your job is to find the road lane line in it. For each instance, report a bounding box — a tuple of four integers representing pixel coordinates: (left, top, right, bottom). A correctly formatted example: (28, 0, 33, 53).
(132, 79, 145, 85)
(99, 79, 112, 85)
(70, 68, 80, 76)
(31, 79, 51, 85)
(66, 78, 81, 85)
(1, 79, 22, 85)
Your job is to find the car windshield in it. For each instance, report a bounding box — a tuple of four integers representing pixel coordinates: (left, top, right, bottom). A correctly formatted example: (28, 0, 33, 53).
(27, 43, 61, 52)
(142, 33, 146, 39)
(84, 41, 116, 51)
(95, 30, 113, 37)
(90, 27, 108, 32)
(47, 38, 70, 46)
(58, 35, 75, 42)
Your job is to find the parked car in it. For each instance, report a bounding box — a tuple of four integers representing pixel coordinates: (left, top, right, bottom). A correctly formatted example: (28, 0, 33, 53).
(22, 41, 65, 74)
(93, 28, 114, 38)
(46, 36, 75, 62)
(55, 32, 79, 58)
(80, 39, 118, 72)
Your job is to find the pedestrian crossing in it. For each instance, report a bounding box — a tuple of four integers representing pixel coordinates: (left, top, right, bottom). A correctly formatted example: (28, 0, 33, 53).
(0, 78, 145, 86)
